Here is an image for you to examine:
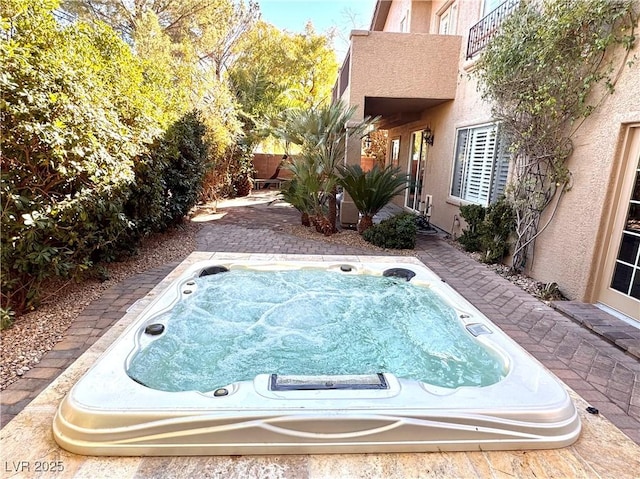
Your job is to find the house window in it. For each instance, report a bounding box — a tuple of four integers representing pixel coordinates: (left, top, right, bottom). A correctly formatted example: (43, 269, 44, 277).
(450, 123, 510, 205)
(610, 154, 640, 300)
(439, 2, 458, 35)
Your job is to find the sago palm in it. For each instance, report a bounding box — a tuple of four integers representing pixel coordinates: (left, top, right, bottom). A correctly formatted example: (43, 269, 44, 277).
(338, 164, 408, 234)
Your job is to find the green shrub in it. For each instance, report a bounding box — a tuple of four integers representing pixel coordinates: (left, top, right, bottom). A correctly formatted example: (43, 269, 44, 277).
(0, 3, 144, 313)
(457, 199, 514, 263)
(478, 198, 515, 264)
(123, 110, 209, 244)
(0, 2, 189, 315)
(457, 204, 486, 252)
(363, 213, 417, 249)
(157, 111, 210, 226)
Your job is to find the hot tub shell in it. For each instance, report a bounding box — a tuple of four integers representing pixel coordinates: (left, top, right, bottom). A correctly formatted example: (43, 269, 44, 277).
(53, 256, 581, 455)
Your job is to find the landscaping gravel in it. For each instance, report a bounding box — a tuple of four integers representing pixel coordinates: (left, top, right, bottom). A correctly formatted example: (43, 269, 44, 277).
(0, 222, 200, 390)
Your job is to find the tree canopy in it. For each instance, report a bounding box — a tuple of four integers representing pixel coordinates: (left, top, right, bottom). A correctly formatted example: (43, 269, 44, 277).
(227, 21, 338, 151)
(62, 0, 260, 78)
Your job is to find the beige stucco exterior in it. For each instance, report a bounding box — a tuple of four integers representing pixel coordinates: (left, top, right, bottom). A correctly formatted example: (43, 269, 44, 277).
(335, 0, 640, 320)
(531, 51, 640, 301)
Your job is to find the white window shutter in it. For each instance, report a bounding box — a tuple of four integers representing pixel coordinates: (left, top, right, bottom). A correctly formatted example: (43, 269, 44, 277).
(451, 123, 510, 205)
(463, 125, 496, 205)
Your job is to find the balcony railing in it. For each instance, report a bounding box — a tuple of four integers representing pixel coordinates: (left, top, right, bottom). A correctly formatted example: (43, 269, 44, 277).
(466, 0, 520, 59)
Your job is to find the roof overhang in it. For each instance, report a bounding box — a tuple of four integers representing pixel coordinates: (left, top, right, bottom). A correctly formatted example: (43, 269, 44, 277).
(370, 1, 393, 31)
(365, 97, 448, 129)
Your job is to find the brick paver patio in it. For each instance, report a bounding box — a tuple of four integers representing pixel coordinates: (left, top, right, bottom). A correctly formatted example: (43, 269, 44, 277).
(2, 194, 639, 446)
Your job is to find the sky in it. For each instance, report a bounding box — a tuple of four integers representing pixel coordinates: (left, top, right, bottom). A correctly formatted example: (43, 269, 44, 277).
(257, 0, 378, 60)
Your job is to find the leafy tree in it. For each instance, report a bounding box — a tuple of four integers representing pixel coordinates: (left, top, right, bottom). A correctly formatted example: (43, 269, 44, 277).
(131, 11, 197, 124)
(194, 0, 260, 79)
(338, 164, 408, 233)
(286, 22, 339, 109)
(228, 21, 338, 153)
(62, 0, 259, 79)
(230, 21, 338, 110)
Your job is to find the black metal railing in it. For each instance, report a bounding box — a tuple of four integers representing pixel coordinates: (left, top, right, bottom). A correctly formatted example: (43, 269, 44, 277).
(466, 0, 520, 59)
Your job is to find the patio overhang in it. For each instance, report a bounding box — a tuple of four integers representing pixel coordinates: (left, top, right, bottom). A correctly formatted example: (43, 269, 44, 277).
(333, 32, 462, 124)
(365, 97, 449, 129)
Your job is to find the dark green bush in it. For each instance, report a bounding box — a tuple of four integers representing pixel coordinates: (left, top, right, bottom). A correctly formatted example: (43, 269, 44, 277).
(160, 111, 210, 224)
(478, 198, 515, 264)
(1, 4, 151, 315)
(124, 150, 167, 240)
(126, 110, 210, 240)
(457, 204, 486, 252)
(0, 4, 208, 319)
(457, 199, 514, 263)
(363, 213, 417, 249)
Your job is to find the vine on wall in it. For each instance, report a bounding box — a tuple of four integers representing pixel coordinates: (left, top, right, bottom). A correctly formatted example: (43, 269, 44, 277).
(474, 0, 638, 271)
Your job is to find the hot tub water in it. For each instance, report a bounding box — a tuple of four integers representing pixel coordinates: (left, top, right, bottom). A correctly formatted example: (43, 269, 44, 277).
(127, 269, 505, 392)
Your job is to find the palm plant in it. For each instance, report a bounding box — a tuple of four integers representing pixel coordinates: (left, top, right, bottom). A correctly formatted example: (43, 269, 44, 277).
(338, 164, 408, 234)
(275, 101, 374, 234)
(280, 156, 323, 227)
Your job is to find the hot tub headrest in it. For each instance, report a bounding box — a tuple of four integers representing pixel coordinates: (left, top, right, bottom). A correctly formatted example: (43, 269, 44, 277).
(199, 266, 230, 277)
(382, 268, 416, 281)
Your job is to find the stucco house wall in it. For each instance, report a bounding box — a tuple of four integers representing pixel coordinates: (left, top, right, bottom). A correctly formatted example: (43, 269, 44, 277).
(381, 0, 497, 235)
(528, 37, 640, 302)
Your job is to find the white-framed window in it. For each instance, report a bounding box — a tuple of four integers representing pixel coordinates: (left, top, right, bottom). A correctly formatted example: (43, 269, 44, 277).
(439, 2, 457, 35)
(450, 123, 510, 205)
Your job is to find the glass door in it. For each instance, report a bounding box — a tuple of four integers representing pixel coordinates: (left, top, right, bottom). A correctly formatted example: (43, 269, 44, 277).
(598, 126, 640, 321)
(609, 156, 640, 301)
(405, 131, 427, 211)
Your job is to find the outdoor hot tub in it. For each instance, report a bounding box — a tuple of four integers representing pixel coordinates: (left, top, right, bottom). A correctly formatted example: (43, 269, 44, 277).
(53, 255, 581, 455)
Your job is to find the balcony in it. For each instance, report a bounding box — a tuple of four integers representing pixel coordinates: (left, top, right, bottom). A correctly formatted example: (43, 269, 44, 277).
(466, 0, 520, 59)
(333, 30, 462, 128)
